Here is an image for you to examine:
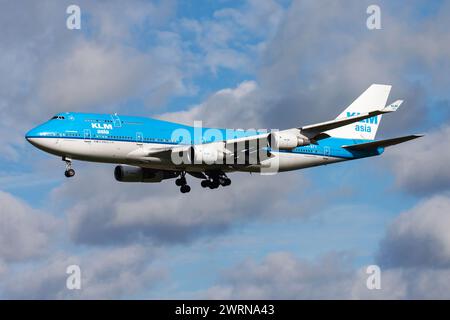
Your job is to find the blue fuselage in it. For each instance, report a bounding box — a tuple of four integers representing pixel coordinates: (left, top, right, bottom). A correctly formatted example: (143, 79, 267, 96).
(25, 112, 383, 173)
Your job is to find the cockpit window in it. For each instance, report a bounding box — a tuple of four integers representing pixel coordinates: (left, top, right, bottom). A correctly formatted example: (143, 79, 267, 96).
(51, 116, 65, 120)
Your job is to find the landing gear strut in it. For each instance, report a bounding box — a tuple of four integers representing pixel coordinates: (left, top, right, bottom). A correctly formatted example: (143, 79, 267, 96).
(176, 171, 191, 193)
(63, 157, 75, 178)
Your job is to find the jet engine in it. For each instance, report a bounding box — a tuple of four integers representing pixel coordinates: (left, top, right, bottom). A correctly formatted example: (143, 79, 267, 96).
(114, 165, 178, 183)
(269, 132, 310, 150)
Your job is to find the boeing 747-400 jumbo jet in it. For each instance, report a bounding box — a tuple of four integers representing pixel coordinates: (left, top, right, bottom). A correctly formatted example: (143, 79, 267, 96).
(26, 84, 422, 193)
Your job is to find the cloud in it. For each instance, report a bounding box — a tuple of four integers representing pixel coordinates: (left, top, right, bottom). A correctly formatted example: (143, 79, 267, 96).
(201, 192, 450, 299)
(352, 266, 450, 299)
(358, 191, 450, 299)
(159, 81, 266, 128)
(0, 0, 185, 160)
(204, 251, 356, 299)
(162, 0, 450, 137)
(214, 0, 283, 38)
(85, 0, 176, 43)
(176, 0, 284, 75)
(204, 249, 450, 299)
(0, 0, 72, 157)
(396, 268, 450, 299)
(240, 0, 450, 134)
(2, 245, 165, 299)
(386, 125, 450, 196)
(37, 39, 186, 112)
(49, 166, 308, 246)
(378, 194, 450, 268)
(0, 191, 59, 262)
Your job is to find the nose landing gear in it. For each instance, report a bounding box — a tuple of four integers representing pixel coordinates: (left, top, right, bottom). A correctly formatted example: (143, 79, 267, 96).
(63, 157, 75, 178)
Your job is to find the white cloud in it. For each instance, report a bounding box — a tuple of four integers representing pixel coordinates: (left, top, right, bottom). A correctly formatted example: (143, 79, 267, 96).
(0, 0, 185, 160)
(239, 0, 450, 133)
(159, 81, 264, 128)
(48, 166, 307, 245)
(214, 0, 284, 38)
(378, 194, 450, 268)
(386, 125, 450, 196)
(201, 192, 450, 299)
(0, 191, 59, 262)
(37, 40, 185, 112)
(176, 0, 284, 74)
(203, 249, 450, 299)
(2, 245, 165, 299)
(204, 251, 356, 299)
(85, 0, 176, 43)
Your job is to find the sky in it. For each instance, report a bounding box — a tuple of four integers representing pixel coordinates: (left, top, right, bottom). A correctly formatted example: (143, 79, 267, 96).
(1, 0, 450, 299)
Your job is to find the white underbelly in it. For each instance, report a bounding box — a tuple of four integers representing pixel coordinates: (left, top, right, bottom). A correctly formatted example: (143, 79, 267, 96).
(240, 152, 345, 173)
(58, 139, 174, 162)
(33, 138, 346, 173)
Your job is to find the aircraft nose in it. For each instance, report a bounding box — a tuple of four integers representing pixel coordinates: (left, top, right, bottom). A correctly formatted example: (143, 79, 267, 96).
(25, 125, 45, 147)
(25, 130, 32, 142)
(25, 127, 38, 142)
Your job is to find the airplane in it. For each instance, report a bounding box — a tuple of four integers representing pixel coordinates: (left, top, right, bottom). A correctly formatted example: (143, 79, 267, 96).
(25, 84, 423, 193)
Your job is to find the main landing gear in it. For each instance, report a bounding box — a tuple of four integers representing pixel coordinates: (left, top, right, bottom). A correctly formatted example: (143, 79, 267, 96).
(175, 172, 191, 193)
(200, 172, 231, 189)
(63, 157, 75, 178)
(175, 171, 231, 193)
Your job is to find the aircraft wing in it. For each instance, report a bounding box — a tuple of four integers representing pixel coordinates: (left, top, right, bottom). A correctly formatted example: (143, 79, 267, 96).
(126, 145, 190, 161)
(221, 133, 271, 164)
(299, 100, 403, 139)
(126, 133, 271, 165)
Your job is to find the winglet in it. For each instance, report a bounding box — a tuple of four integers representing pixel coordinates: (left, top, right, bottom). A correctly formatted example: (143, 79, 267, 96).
(382, 100, 403, 113)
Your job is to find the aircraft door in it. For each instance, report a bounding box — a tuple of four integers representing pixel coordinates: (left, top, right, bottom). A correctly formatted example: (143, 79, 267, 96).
(111, 114, 122, 127)
(136, 132, 143, 147)
(324, 146, 330, 160)
(84, 129, 91, 143)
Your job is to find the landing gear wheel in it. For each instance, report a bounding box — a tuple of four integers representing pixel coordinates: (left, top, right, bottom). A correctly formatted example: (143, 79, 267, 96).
(63, 157, 75, 178)
(176, 173, 187, 186)
(180, 185, 191, 193)
(201, 180, 210, 188)
(64, 168, 75, 178)
(218, 177, 231, 186)
(209, 180, 220, 189)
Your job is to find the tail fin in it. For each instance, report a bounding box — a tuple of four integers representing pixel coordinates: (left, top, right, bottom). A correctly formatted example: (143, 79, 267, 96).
(326, 84, 392, 140)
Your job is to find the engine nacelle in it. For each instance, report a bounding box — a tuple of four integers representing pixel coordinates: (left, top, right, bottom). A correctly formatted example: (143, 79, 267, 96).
(114, 165, 178, 183)
(188, 145, 223, 164)
(269, 132, 310, 150)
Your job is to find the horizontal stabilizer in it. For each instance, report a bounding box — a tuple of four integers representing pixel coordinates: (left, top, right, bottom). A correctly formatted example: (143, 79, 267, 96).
(342, 134, 424, 151)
